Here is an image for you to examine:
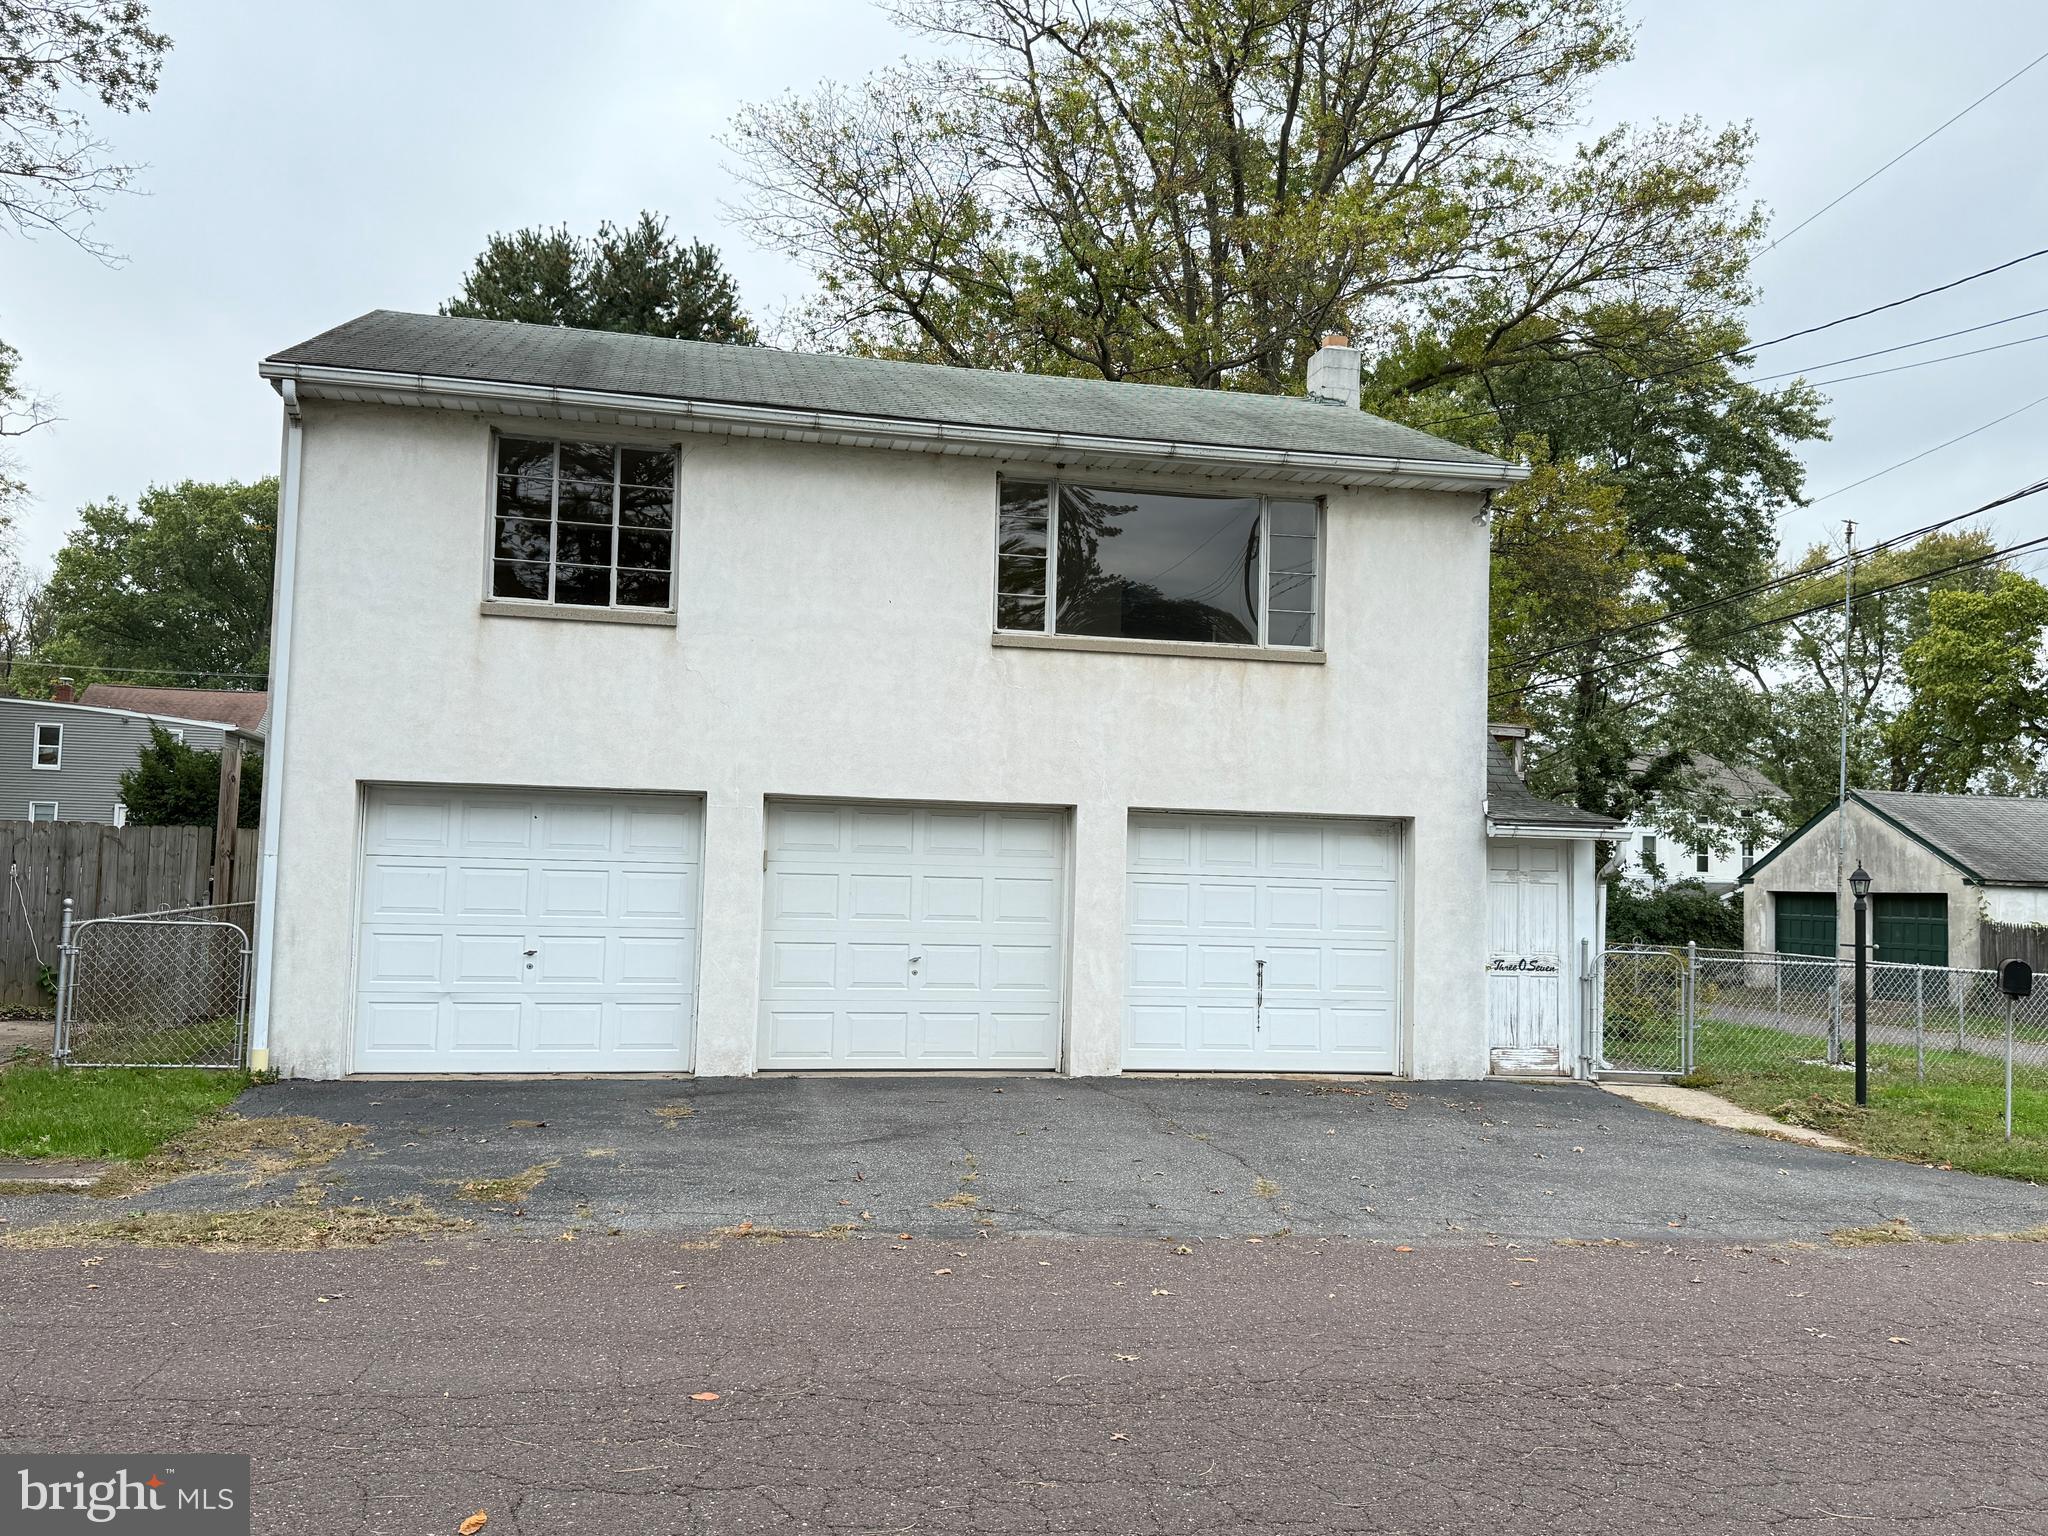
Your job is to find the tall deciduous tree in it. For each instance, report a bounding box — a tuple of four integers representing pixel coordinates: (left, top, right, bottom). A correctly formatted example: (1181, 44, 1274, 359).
(0, 0, 170, 252)
(443, 213, 757, 343)
(37, 477, 275, 690)
(733, 0, 1832, 829)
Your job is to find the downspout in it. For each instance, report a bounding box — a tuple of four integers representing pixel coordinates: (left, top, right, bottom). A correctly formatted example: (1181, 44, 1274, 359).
(1584, 843, 1624, 1077)
(248, 380, 304, 1073)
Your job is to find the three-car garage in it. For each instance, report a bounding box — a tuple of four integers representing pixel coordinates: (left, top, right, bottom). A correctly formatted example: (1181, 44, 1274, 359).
(350, 790, 1404, 1077)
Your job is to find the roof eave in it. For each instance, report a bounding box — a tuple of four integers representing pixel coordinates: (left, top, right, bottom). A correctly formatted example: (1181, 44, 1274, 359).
(258, 362, 1529, 491)
(1487, 818, 1616, 840)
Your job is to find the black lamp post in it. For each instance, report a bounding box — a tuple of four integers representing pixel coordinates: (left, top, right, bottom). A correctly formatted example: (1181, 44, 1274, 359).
(1850, 862, 1872, 1106)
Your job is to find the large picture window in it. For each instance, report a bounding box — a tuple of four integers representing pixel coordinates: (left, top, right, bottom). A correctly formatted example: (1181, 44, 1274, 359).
(997, 480, 1320, 649)
(491, 436, 677, 610)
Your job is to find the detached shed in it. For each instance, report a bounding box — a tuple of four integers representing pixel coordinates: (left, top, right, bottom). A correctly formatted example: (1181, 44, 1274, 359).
(1740, 790, 2048, 970)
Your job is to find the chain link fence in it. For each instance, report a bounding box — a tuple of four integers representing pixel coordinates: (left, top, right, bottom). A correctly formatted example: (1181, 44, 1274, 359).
(53, 901, 252, 1069)
(1598, 944, 2046, 1128)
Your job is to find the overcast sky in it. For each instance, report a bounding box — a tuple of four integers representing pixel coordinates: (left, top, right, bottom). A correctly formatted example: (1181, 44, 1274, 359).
(6, 1, 2046, 577)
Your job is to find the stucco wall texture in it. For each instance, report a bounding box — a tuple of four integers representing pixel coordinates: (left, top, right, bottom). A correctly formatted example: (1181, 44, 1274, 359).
(262, 403, 1495, 1079)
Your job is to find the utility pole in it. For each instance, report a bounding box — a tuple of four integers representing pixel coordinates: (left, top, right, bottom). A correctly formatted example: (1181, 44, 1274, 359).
(1831, 521, 1856, 1064)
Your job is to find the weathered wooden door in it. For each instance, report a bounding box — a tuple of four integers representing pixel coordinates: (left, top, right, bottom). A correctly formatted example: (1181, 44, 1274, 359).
(1487, 842, 1568, 1074)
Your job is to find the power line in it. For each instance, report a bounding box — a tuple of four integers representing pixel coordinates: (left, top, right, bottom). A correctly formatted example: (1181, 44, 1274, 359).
(0, 658, 267, 683)
(1762, 46, 2048, 254)
(1490, 476, 2048, 674)
(1491, 526, 2048, 702)
(1800, 325, 2048, 390)
(1411, 246, 2048, 433)
(1810, 389, 2048, 504)
(1743, 304, 2048, 384)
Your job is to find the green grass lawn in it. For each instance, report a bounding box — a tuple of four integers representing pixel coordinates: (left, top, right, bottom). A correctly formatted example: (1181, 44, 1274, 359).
(0, 1059, 250, 1162)
(1677, 1018, 2048, 1184)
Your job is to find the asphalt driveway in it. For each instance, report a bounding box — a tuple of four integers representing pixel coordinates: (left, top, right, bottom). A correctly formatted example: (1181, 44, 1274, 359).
(41, 1073, 2036, 1244)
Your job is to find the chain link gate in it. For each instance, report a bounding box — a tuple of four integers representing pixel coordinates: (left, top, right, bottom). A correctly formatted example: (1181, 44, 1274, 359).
(1597, 945, 1692, 1075)
(52, 900, 252, 1069)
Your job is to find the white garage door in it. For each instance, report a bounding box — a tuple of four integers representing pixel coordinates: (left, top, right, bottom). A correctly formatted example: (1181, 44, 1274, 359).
(1125, 813, 1400, 1071)
(758, 802, 1065, 1069)
(354, 787, 700, 1073)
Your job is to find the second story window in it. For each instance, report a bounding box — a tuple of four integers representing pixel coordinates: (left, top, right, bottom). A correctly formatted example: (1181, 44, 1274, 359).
(492, 436, 676, 610)
(32, 722, 60, 770)
(998, 480, 1320, 649)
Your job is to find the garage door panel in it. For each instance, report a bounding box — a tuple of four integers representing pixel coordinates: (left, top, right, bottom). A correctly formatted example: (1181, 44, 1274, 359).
(455, 866, 529, 917)
(365, 862, 448, 918)
(758, 803, 1066, 1069)
(367, 931, 442, 985)
(1130, 880, 1190, 928)
(1124, 813, 1400, 1072)
(460, 800, 533, 854)
(452, 933, 523, 984)
(354, 788, 699, 1073)
(620, 869, 692, 921)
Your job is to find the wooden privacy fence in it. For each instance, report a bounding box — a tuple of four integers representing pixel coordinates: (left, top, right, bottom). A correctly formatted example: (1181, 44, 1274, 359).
(0, 821, 258, 1013)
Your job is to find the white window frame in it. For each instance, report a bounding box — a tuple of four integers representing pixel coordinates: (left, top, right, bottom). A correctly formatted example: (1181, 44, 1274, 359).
(993, 477, 1324, 653)
(27, 800, 58, 822)
(165, 727, 184, 745)
(113, 804, 127, 828)
(484, 430, 682, 614)
(31, 721, 60, 771)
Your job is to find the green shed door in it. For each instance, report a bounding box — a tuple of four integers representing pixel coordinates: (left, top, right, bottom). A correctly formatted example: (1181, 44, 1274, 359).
(1873, 893, 1949, 968)
(1775, 893, 1838, 958)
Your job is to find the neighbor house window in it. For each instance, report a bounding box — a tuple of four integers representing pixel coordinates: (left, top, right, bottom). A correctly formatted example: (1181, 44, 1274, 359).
(491, 435, 676, 610)
(31, 722, 59, 770)
(1639, 834, 1659, 872)
(996, 480, 1320, 648)
(1695, 844, 1711, 874)
(28, 801, 57, 822)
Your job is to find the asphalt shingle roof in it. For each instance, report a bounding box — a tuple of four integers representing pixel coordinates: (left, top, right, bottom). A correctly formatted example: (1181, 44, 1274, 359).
(1487, 742, 1622, 830)
(265, 311, 1510, 471)
(1856, 790, 2048, 885)
(77, 684, 269, 734)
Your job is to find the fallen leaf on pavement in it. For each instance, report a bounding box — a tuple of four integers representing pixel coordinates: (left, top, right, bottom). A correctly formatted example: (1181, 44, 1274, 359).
(691, 1392, 721, 1402)
(1394, 1246, 1413, 1253)
(934, 1268, 953, 1276)
(458, 1512, 488, 1535)
(1889, 1337, 1910, 1345)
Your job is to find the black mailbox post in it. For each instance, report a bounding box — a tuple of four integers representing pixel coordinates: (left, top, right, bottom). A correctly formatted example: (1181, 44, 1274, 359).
(1999, 959, 2033, 1141)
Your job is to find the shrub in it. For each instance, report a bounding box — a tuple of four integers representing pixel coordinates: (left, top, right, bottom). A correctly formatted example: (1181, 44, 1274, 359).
(118, 726, 261, 828)
(1607, 877, 1743, 948)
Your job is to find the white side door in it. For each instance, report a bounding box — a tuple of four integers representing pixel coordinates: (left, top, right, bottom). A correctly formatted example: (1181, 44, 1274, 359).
(758, 802, 1065, 1069)
(1124, 813, 1400, 1072)
(1486, 840, 1568, 1074)
(354, 787, 701, 1072)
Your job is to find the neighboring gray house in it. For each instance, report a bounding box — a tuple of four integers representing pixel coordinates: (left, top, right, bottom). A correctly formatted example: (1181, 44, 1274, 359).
(0, 683, 268, 825)
(1741, 789, 2048, 971)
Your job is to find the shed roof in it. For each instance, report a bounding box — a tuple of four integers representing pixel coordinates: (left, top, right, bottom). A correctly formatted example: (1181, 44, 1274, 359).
(263, 311, 1514, 480)
(1741, 789, 2048, 887)
(1486, 741, 1623, 832)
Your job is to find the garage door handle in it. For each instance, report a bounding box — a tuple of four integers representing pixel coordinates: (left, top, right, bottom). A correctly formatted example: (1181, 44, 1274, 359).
(524, 949, 538, 957)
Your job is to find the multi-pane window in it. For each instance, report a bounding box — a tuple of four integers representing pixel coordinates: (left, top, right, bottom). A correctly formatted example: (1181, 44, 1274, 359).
(1695, 844, 1711, 874)
(28, 801, 56, 822)
(492, 436, 677, 610)
(32, 722, 59, 770)
(997, 480, 1320, 649)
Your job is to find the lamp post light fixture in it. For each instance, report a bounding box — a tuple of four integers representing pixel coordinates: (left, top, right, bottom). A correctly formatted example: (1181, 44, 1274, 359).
(1849, 862, 1872, 1107)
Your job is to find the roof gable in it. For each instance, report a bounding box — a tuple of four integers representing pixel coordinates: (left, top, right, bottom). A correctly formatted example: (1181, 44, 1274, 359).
(1740, 789, 2048, 887)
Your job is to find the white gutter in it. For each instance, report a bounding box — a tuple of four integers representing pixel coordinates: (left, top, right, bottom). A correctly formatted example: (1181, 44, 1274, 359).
(257, 362, 1529, 491)
(248, 379, 304, 1072)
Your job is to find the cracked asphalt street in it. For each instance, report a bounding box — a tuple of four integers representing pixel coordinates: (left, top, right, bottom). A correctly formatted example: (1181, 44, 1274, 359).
(4, 1076, 2047, 1532)
(5, 1234, 2048, 1533)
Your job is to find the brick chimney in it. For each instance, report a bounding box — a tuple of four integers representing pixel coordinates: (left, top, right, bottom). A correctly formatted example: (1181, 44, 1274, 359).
(51, 677, 74, 703)
(1306, 331, 1361, 410)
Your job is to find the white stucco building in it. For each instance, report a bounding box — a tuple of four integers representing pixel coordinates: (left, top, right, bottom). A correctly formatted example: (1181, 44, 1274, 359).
(250, 311, 1606, 1081)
